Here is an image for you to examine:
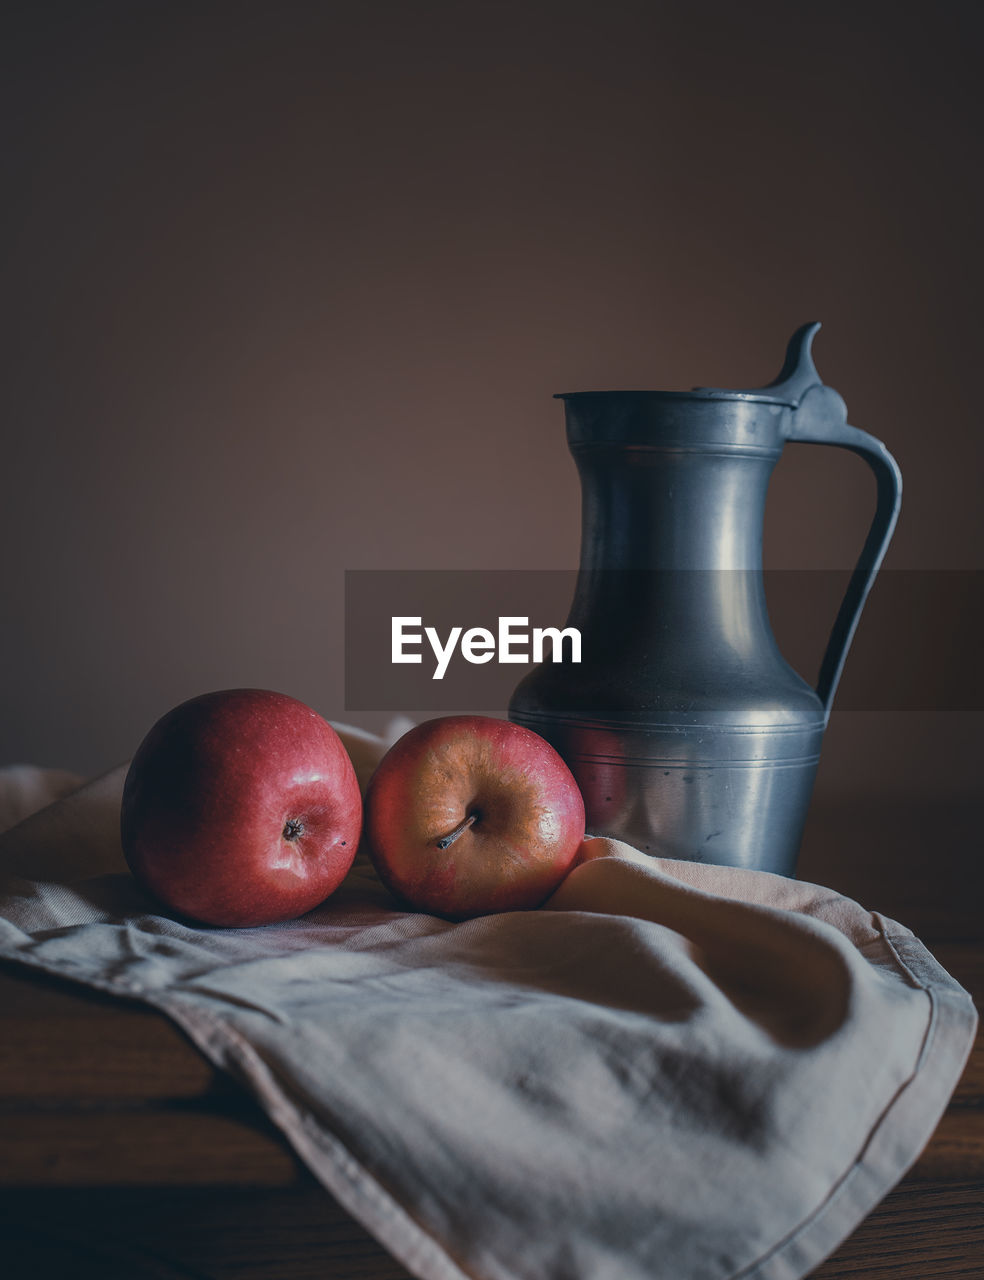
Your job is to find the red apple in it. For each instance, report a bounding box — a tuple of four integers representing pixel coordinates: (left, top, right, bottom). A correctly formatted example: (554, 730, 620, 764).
(365, 715, 585, 919)
(121, 689, 362, 927)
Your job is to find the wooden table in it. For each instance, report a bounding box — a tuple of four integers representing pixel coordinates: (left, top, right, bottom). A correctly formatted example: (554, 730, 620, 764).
(1, 799, 981, 1278)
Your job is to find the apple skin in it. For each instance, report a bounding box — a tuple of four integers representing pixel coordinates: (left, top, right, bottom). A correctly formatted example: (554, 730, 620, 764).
(365, 715, 585, 920)
(121, 689, 362, 927)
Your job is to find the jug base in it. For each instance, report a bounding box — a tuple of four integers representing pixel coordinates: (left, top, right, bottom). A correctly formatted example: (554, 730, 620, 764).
(510, 710, 823, 878)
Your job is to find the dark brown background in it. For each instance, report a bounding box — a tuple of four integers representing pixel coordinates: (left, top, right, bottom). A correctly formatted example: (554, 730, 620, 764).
(2, 0, 982, 806)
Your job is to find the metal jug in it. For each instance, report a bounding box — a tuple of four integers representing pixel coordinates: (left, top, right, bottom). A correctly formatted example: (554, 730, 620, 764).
(508, 324, 902, 875)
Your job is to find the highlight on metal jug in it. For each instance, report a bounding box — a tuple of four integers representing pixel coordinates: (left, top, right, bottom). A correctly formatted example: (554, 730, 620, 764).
(509, 324, 902, 876)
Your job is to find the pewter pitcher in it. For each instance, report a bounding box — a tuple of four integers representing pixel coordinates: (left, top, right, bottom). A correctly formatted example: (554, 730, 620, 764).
(508, 324, 902, 875)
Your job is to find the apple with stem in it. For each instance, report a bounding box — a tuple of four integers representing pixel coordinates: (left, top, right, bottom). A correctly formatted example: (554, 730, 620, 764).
(121, 689, 362, 927)
(365, 715, 585, 919)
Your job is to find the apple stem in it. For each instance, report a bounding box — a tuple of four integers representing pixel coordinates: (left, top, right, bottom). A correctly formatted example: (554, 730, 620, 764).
(436, 812, 478, 850)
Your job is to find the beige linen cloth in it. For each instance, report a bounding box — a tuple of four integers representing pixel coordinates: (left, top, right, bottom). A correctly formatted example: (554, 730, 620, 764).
(0, 729, 976, 1280)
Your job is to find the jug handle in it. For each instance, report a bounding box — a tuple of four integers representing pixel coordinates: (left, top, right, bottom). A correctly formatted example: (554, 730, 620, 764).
(783, 379, 903, 718)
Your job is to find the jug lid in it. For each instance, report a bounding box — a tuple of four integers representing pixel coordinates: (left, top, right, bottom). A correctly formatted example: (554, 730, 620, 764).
(557, 322, 825, 408)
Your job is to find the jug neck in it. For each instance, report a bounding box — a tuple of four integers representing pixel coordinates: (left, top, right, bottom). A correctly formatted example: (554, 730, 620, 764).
(562, 392, 788, 572)
(573, 441, 778, 573)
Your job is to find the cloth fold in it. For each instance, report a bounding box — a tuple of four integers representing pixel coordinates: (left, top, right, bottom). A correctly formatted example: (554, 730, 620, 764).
(0, 736, 976, 1280)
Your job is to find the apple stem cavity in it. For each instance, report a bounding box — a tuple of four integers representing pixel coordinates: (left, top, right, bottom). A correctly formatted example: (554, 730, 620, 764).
(435, 811, 479, 850)
(282, 818, 305, 842)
